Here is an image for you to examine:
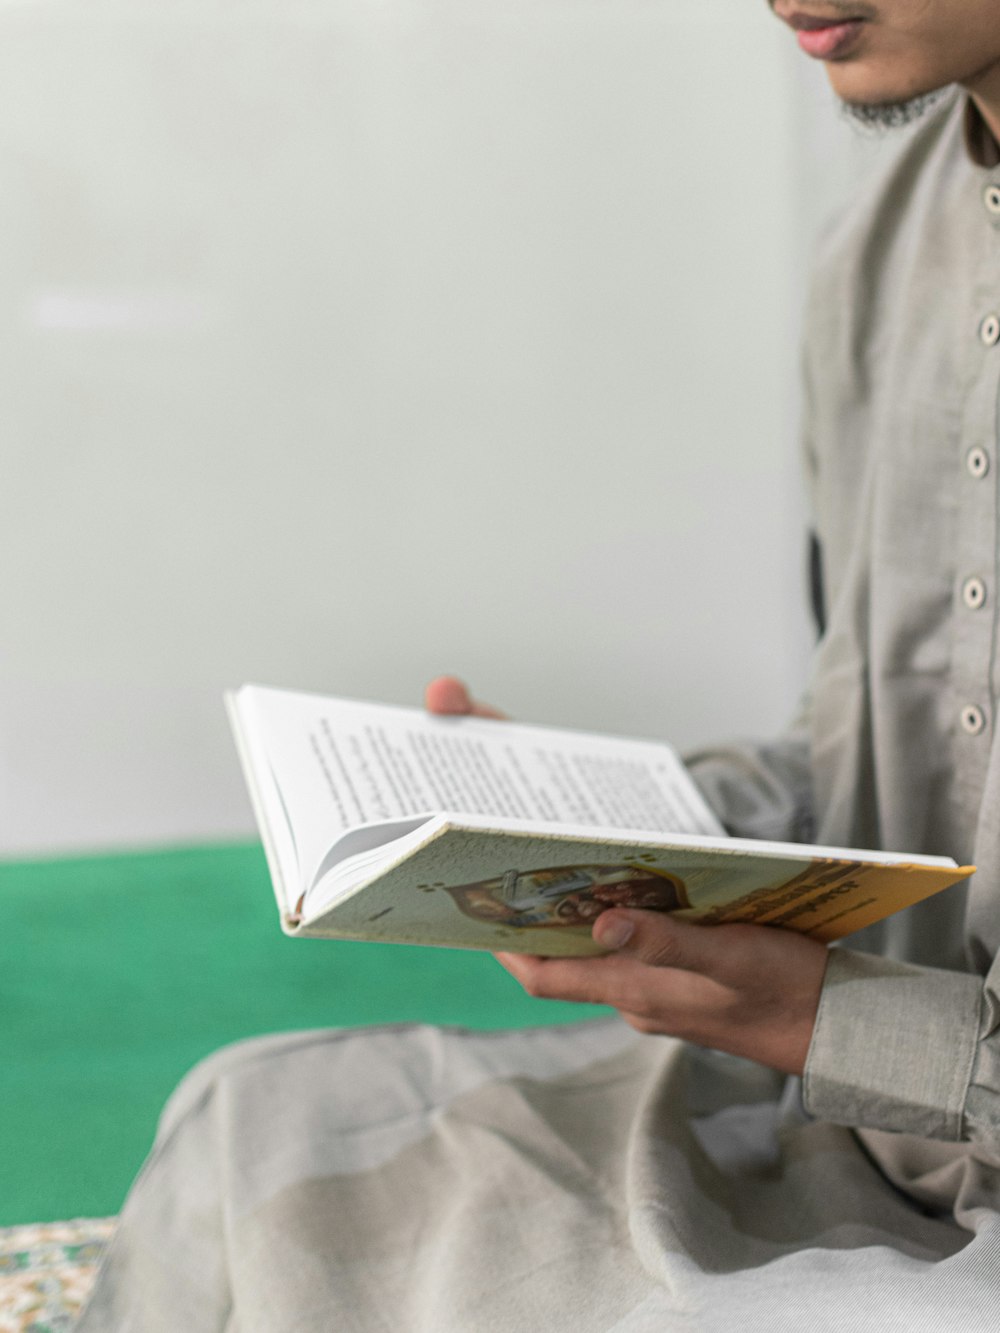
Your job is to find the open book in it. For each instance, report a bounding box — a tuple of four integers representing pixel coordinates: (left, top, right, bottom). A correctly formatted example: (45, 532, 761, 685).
(227, 685, 974, 956)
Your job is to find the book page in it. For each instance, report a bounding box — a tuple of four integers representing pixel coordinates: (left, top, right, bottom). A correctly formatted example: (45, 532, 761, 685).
(237, 686, 725, 891)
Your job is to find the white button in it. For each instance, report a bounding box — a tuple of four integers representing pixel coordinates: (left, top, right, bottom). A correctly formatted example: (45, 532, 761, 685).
(982, 315, 1000, 346)
(961, 704, 986, 736)
(963, 576, 988, 610)
(986, 185, 1000, 214)
(968, 447, 990, 479)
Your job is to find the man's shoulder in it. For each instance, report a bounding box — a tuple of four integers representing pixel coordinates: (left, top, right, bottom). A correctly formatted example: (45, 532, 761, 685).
(800, 92, 979, 518)
(810, 91, 968, 294)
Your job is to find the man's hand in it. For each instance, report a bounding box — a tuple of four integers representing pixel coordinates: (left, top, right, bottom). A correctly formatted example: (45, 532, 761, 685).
(423, 677, 827, 1075)
(424, 675, 507, 720)
(497, 910, 830, 1076)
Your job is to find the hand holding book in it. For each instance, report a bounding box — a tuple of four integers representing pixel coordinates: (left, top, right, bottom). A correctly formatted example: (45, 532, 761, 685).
(424, 675, 827, 1076)
(498, 891, 828, 1076)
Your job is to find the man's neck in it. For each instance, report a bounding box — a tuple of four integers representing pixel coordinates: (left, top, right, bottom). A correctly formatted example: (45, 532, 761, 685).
(972, 99, 1000, 154)
(966, 61, 1000, 158)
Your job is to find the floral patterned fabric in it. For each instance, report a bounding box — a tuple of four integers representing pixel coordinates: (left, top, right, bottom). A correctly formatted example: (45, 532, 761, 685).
(0, 1219, 115, 1332)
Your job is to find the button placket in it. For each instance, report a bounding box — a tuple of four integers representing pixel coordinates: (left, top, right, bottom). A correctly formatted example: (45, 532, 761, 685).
(952, 244, 1000, 768)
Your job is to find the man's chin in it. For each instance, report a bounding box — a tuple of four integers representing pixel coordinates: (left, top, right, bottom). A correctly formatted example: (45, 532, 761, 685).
(839, 87, 951, 132)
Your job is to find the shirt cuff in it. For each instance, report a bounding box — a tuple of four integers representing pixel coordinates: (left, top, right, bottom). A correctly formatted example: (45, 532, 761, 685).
(802, 948, 983, 1140)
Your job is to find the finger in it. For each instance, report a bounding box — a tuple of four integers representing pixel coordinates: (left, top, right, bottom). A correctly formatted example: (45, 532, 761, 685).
(493, 951, 526, 980)
(424, 676, 473, 714)
(592, 908, 722, 975)
(494, 951, 544, 985)
(494, 951, 621, 1005)
(424, 675, 506, 719)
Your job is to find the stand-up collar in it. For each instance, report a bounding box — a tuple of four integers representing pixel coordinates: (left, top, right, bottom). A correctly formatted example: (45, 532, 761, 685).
(964, 96, 1000, 168)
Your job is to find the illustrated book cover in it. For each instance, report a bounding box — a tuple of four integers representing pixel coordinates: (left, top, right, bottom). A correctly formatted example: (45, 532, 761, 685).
(226, 685, 974, 956)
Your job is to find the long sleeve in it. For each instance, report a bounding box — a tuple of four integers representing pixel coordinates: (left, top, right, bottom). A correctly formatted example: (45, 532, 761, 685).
(964, 969, 1000, 1144)
(803, 949, 983, 1141)
(684, 711, 815, 846)
(800, 941, 1000, 1152)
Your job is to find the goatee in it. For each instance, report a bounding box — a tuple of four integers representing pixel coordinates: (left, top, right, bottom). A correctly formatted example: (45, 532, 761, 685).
(840, 88, 949, 132)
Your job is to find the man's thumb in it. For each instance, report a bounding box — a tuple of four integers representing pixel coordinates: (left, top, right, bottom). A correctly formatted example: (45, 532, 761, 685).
(592, 909, 712, 972)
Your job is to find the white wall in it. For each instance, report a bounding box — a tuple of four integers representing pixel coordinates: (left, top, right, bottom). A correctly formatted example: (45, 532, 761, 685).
(1, 0, 868, 855)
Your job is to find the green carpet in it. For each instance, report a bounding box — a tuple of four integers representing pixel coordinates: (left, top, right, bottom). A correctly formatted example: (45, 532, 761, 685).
(0, 842, 608, 1226)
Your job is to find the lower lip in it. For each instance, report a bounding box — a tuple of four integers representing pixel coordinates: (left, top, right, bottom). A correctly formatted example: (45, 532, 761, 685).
(796, 19, 865, 60)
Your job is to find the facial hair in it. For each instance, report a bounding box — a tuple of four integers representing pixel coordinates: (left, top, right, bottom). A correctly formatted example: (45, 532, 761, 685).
(840, 87, 950, 131)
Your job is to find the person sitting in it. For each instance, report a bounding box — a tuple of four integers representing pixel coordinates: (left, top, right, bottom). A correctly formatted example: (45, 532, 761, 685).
(78, 2, 1000, 1328)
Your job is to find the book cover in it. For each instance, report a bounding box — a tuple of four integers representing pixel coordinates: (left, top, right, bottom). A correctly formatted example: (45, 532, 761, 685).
(227, 685, 974, 956)
(292, 822, 973, 955)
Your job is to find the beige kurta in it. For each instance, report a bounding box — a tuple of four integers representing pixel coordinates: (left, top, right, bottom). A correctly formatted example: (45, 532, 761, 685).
(79, 94, 1000, 1331)
(692, 91, 1000, 1194)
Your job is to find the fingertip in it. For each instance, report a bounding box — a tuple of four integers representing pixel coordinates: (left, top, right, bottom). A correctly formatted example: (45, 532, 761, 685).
(493, 951, 531, 982)
(593, 910, 636, 951)
(424, 675, 472, 715)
